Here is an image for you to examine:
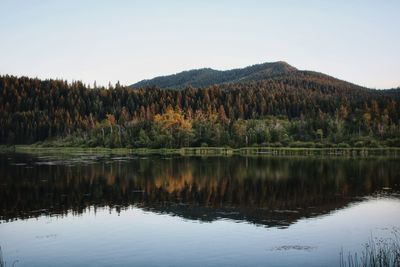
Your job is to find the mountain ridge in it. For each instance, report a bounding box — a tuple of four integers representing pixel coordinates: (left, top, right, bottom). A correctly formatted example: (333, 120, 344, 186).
(131, 61, 299, 89)
(130, 61, 369, 90)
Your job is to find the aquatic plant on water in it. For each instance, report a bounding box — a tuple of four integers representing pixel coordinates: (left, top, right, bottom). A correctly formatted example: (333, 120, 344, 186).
(340, 228, 400, 267)
(0, 247, 18, 267)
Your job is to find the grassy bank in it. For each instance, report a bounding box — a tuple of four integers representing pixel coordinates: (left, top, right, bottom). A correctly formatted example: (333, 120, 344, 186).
(1, 144, 400, 157)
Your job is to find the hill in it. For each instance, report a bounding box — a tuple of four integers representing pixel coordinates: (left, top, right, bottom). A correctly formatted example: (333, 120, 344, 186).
(131, 61, 298, 89)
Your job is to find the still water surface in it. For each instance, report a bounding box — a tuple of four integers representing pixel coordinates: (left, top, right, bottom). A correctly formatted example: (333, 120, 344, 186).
(0, 153, 399, 266)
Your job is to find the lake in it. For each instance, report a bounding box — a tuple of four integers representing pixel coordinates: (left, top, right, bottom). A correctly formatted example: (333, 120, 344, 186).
(0, 153, 399, 266)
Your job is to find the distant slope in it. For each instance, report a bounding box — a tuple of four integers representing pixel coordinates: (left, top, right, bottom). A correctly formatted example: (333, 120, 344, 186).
(131, 61, 298, 89)
(266, 70, 369, 92)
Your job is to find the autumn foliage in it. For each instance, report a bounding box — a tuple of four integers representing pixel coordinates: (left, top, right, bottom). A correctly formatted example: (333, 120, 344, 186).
(1, 74, 400, 148)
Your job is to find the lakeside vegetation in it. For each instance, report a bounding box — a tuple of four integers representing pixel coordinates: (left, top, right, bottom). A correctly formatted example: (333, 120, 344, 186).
(340, 229, 400, 267)
(1, 66, 400, 149)
(1, 144, 400, 157)
(0, 247, 18, 267)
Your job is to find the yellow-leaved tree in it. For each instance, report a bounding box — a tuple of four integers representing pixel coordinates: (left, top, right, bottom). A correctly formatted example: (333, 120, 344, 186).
(153, 106, 193, 147)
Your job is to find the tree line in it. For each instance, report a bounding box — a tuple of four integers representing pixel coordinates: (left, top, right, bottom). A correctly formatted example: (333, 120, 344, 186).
(1, 74, 400, 147)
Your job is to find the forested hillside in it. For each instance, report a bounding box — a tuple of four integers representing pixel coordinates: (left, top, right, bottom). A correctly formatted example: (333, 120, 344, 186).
(132, 61, 297, 89)
(1, 69, 400, 148)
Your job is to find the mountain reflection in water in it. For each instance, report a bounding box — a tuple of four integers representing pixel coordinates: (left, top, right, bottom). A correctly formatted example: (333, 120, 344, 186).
(1, 153, 399, 227)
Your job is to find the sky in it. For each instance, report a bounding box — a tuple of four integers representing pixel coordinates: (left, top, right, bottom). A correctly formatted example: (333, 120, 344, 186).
(0, 0, 399, 88)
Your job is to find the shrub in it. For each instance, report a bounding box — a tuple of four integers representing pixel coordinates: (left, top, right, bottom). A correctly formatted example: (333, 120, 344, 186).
(200, 142, 208, 147)
(337, 142, 351, 148)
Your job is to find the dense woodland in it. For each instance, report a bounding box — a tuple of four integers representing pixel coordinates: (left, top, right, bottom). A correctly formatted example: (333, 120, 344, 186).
(132, 61, 297, 89)
(1, 72, 400, 148)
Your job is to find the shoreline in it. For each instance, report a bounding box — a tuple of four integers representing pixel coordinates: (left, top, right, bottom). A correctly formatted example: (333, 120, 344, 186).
(1, 145, 400, 157)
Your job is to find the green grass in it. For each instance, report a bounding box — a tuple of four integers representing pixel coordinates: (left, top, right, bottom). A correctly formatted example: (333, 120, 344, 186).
(340, 230, 400, 267)
(0, 247, 18, 267)
(0, 145, 16, 153)
(2, 144, 400, 157)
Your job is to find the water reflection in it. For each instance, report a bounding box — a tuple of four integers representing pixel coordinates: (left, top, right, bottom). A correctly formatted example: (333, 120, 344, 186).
(1, 153, 399, 227)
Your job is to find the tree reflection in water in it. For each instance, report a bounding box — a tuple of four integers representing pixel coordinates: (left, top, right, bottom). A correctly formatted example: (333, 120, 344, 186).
(1, 154, 399, 227)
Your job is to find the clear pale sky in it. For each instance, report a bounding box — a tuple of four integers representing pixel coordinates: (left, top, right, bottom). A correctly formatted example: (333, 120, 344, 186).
(0, 0, 399, 88)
